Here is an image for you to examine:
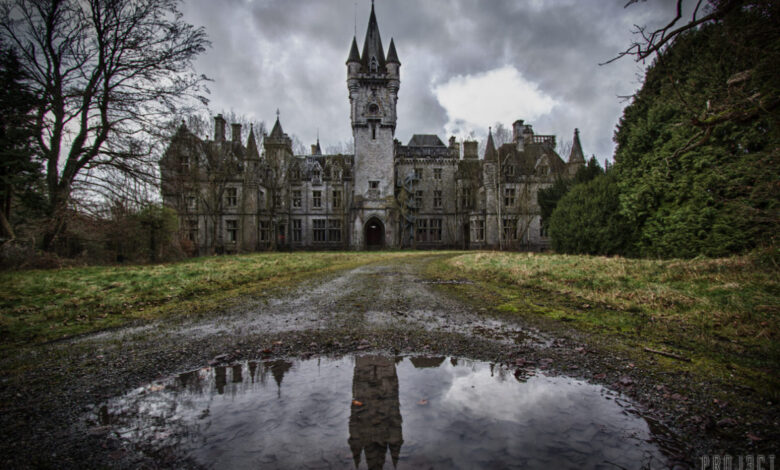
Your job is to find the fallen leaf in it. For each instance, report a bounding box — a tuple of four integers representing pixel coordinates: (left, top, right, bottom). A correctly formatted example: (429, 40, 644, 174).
(747, 433, 763, 441)
(352, 400, 363, 407)
(594, 373, 607, 380)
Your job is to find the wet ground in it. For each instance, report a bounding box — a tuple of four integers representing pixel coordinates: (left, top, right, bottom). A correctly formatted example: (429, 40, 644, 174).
(0, 255, 693, 468)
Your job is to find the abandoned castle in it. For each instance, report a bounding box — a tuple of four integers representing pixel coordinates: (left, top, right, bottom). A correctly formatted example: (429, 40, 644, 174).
(160, 4, 586, 253)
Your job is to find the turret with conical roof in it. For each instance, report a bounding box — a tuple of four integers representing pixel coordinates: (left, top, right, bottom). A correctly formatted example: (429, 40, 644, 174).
(360, 2, 386, 73)
(568, 128, 585, 164)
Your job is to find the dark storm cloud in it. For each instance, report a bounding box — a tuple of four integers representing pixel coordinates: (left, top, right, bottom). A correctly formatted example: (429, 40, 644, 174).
(181, 0, 681, 161)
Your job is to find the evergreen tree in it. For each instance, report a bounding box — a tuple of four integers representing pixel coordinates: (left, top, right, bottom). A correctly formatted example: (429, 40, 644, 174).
(613, 3, 779, 257)
(0, 42, 41, 241)
(538, 156, 603, 231)
(549, 172, 637, 256)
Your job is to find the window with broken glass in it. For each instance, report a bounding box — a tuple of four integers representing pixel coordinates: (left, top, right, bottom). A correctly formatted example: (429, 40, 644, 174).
(226, 219, 238, 242)
(333, 190, 342, 209)
(474, 219, 485, 241)
(502, 218, 517, 240)
(292, 219, 302, 242)
(259, 221, 271, 242)
(460, 187, 473, 209)
(328, 219, 342, 242)
(292, 190, 302, 208)
(313, 219, 327, 242)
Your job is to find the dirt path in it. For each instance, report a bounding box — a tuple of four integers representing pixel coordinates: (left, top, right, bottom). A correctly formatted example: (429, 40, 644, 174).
(0, 255, 690, 468)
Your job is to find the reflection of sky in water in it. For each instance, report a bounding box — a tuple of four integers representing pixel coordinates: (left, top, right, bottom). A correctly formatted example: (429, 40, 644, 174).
(95, 356, 668, 469)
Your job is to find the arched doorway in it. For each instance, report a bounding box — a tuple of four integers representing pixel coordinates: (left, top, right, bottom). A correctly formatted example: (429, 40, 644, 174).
(364, 218, 385, 249)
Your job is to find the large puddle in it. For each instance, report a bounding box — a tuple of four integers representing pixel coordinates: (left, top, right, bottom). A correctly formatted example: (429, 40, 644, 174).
(91, 355, 672, 469)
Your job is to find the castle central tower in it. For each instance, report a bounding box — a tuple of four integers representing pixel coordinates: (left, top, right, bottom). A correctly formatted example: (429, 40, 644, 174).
(347, 2, 400, 248)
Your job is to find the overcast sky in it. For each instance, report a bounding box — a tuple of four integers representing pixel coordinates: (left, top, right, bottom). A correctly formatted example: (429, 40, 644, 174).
(180, 0, 683, 162)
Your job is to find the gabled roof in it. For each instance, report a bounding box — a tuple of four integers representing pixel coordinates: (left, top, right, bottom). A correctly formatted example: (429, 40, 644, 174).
(360, 2, 386, 71)
(408, 134, 445, 147)
(387, 38, 400, 64)
(347, 36, 360, 64)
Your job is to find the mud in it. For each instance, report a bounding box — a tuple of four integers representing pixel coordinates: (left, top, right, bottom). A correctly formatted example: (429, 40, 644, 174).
(0, 255, 706, 468)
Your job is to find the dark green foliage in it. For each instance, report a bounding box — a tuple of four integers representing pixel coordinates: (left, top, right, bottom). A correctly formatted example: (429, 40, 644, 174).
(538, 156, 603, 230)
(549, 173, 637, 256)
(0, 42, 42, 238)
(613, 2, 779, 258)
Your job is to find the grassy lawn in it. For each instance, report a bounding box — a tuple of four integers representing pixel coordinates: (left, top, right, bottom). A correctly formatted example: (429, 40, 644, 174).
(0, 251, 423, 347)
(427, 251, 779, 397)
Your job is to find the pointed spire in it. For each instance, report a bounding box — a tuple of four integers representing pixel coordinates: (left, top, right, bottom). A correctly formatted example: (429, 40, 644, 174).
(361, 1, 386, 71)
(568, 128, 585, 163)
(484, 127, 497, 161)
(270, 112, 284, 139)
(347, 36, 361, 64)
(246, 123, 259, 157)
(387, 38, 400, 64)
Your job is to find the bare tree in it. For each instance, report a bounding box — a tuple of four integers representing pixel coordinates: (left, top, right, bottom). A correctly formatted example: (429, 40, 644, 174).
(0, 0, 209, 251)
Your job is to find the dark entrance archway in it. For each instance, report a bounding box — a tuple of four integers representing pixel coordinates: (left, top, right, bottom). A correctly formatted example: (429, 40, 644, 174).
(365, 218, 385, 249)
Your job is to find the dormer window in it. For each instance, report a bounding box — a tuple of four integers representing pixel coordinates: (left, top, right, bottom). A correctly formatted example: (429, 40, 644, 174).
(312, 169, 321, 180)
(370, 56, 378, 73)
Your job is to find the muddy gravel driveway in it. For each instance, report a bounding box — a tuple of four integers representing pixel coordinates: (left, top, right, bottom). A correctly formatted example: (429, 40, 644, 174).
(0, 255, 690, 469)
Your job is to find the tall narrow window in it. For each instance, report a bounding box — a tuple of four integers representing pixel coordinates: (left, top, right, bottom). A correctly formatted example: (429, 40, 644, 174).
(433, 190, 442, 208)
(312, 191, 322, 208)
(433, 168, 442, 180)
(333, 190, 342, 209)
(504, 188, 516, 207)
(328, 219, 342, 242)
(502, 218, 517, 240)
(292, 190, 302, 208)
(414, 190, 423, 209)
(226, 188, 237, 207)
(416, 218, 429, 242)
(226, 219, 238, 243)
(187, 219, 198, 242)
(371, 122, 376, 140)
(293, 219, 302, 242)
(259, 221, 270, 242)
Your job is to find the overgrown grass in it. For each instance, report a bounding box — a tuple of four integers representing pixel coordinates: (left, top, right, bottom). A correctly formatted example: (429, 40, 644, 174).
(0, 251, 423, 346)
(429, 251, 779, 396)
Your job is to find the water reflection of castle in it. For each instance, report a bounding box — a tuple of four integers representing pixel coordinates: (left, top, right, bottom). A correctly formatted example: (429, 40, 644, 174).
(349, 356, 404, 469)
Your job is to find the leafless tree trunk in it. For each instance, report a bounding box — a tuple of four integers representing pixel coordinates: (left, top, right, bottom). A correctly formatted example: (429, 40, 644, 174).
(1, 0, 209, 251)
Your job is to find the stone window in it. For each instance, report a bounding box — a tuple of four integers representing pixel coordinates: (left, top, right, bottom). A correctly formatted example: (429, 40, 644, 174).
(540, 225, 548, 238)
(312, 190, 322, 208)
(312, 169, 321, 181)
(506, 165, 515, 176)
(185, 194, 197, 211)
(292, 190, 302, 208)
(313, 219, 327, 242)
(416, 218, 442, 242)
(430, 218, 442, 241)
(433, 190, 442, 208)
(538, 164, 549, 175)
(292, 219, 302, 242)
(416, 218, 428, 242)
(258, 189, 264, 207)
(369, 181, 379, 189)
(226, 188, 237, 207)
(226, 219, 238, 243)
(259, 221, 271, 242)
(181, 154, 190, 170)
(328, 219, 342, 242)
(414, 190, 423, 209)
(433, 168, 442, 180)
(413, 168, 422, 180)
(460, 187, 473, 209)
(474, 219, 485, 241)
(504, 188, 516, 207)
(187, 219, 198, 242)
(333, 190, 342, 209)
(502, 218, 517, 240)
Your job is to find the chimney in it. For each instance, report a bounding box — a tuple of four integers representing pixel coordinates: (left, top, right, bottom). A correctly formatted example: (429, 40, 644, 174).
(231, 123, 242, 143)
(512, 120, 524, 143)
(214, 114, 226, 141)
(463, 141, 478, 159)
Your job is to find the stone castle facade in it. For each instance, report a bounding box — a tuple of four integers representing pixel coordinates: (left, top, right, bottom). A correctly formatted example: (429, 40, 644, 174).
(161, 4, 586, 253)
